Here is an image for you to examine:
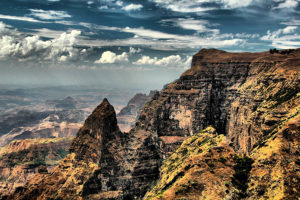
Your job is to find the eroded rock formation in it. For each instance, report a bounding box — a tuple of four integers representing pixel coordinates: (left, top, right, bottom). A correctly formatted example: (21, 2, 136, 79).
(5, 48, 300, 200)
(117, 91, 158, 132)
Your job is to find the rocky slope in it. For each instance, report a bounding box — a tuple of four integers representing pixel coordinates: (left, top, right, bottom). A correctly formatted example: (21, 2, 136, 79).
(0, 137, 72, 199)
(144, 126, 240, 200)
(6, 48, 300, 200)
(117, 91, 157, 132)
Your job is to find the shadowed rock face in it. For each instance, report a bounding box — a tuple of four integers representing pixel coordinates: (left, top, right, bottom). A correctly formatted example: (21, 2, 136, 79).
(6, 48, 300, 200)
(69, 98, 121, 163)
(117, 91, 158, 132)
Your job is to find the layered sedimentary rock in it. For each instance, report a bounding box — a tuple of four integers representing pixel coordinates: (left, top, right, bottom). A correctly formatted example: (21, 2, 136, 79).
(6, 48, 300, 200)
(0, 137, 72, 199)
(117, 91, 157, 132)
(145, 49, 299, 199)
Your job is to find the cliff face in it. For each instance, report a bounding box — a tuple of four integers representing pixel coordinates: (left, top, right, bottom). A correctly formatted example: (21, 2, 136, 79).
(145, 49, 299, 199)
(6, 49, 300, 200)
(146, 95, 299, 199)
(117, 91, 158, 132)
(0, 137, 72, 199)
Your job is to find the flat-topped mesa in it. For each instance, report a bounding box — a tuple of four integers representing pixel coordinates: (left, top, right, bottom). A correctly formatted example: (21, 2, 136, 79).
(69, 98, 120, 163)
(187, 48, 300, 74)
(193, 48, 297, 62)
(192, 48, 263, 64)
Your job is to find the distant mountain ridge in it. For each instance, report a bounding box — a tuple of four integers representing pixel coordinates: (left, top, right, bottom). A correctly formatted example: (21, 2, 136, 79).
(0, 109, 84, 147)
(117, 91, 158, 132)
(5, 48, 300, 200)
(46, 96, 77, 109)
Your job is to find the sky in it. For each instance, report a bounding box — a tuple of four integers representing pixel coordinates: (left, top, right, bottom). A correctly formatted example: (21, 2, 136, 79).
(0, 0, 299, 90)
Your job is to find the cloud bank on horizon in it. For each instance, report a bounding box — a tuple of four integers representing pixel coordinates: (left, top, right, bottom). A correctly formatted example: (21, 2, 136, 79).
(0, 0, 299, 88)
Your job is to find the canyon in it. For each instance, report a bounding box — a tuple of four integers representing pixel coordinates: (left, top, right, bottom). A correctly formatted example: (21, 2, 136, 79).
(3, 48, 300, 200)
(117, 91, 158, 132)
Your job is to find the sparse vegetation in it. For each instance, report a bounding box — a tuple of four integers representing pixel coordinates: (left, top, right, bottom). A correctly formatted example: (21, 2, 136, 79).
(269, 48, 279, 54)
(144, 127, 235, 200)
(267, 87, 299, 108)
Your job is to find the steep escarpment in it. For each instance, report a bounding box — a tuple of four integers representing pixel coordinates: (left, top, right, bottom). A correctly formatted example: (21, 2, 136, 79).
(6, 49, 300, 200)
(117, 91, 158, 132)
(137, 49, 299, 156)
(146, 99, 299, 199)
(0, 137, 72, 199)
(145, 49, 299, 199)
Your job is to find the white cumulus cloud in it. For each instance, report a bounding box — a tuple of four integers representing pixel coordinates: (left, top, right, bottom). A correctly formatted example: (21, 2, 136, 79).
(116, 1, 123, 6)
(150, 0, 254, 13)
(282, 26, 297, 34)
(133, 54, 192, 69)
(122, 4, 143, 11)
(0, 22, 81, 62)
(261, 26, 300, 49)
(95, 51, 129, 64)
(221, 0, 253, 8)
(261, 26, 298, 41)
(129, 47, 142, 54)
(0, 22, 13, 36)
(274, 0, 298, 9)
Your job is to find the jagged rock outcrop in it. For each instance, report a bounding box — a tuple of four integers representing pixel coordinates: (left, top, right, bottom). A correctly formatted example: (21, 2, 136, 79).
(117, 91, 158, 132)
(0, 137, 72, 199)
(6, 48, 300, 200)
(5, 99, 126, 200)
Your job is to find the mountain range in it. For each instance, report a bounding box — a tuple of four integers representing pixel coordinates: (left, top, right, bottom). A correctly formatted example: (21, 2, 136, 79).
(2, 48, 300, 200)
